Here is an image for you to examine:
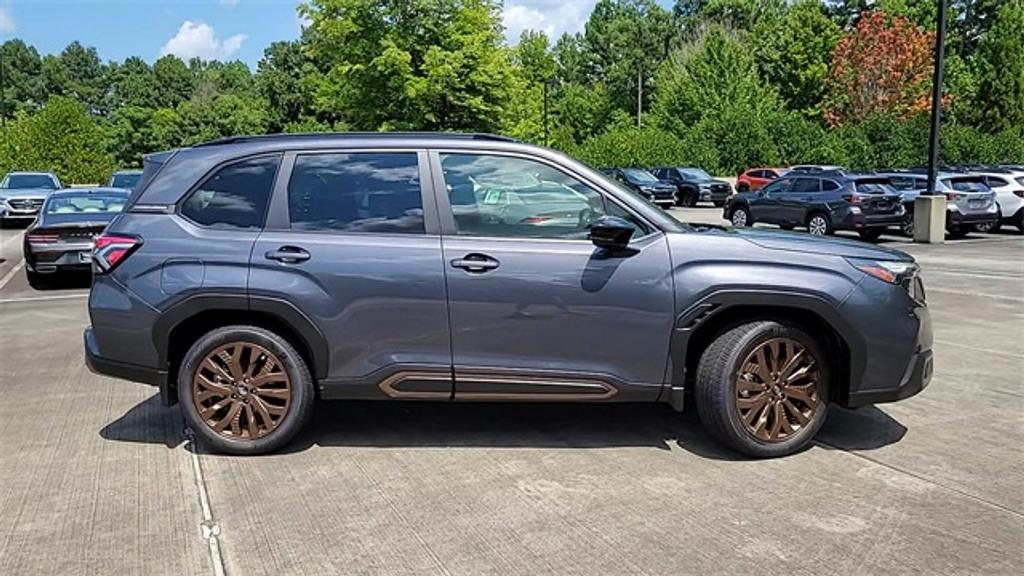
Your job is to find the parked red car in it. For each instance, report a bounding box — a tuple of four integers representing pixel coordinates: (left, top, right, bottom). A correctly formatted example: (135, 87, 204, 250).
(737, 168, 789, 192)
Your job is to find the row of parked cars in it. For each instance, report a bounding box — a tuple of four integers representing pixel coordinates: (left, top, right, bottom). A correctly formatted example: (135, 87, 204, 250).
(600, 167, 733, 208)
(728, 164, 1024, 240)
(0, 169, 141, 286)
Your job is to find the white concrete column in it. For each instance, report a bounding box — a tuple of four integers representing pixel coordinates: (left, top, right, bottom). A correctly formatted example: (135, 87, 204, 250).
(913, 195, 947, 244)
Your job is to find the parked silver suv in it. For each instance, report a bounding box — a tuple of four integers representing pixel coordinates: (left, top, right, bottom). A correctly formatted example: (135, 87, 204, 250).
(85, 133, 933, 458)
(878, 171, 999, 237)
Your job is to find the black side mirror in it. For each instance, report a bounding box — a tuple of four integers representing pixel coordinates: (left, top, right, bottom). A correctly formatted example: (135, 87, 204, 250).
(589, 216, 636, 251)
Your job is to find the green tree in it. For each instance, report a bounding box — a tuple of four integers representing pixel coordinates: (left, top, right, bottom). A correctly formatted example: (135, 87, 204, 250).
(106, 56, 156, 109)
(300, 0, 515, 132)
(153, 55, 193, 108)
(582, 0, 674, 123)
(0, 40, 44, 118)
(971, 0, 1024, 133)
(257, 40, 313, 132)
(2, 96, 115, 183)
(753, 0, 841, 116)
(57, 41, 108, 111)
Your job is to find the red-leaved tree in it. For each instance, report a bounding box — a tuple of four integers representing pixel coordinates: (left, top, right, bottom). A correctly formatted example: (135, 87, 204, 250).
(825, 11, 937, 126)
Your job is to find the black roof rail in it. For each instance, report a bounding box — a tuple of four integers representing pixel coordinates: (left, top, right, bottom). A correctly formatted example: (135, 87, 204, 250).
(193, 131, 522, 147)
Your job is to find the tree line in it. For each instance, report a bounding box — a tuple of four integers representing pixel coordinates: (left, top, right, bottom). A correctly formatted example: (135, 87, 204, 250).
(0, 0, 1021, 184)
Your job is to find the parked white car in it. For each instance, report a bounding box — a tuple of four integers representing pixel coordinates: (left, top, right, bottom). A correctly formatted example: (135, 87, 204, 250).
(972, 170, 1024, 233)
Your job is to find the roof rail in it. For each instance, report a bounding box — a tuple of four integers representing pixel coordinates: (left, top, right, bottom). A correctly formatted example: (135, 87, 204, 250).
(193, 131, 521, 147)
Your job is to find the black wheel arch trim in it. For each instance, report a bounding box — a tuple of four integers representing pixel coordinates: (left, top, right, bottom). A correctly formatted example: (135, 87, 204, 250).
(152, 292, 330, 382)
(666, 289, 866, 406)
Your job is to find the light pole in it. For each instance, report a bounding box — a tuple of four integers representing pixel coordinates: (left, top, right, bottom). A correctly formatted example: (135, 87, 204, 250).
(914, 0, 950, 244)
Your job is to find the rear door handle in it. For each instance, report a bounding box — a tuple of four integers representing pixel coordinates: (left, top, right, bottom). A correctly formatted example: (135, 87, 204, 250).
(451, 254, 499, 273)
(265, 246, 311, 263)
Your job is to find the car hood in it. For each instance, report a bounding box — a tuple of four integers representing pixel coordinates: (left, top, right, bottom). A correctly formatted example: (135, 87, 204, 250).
(0, 188, 54, 199)
(726, 226, 913, 261)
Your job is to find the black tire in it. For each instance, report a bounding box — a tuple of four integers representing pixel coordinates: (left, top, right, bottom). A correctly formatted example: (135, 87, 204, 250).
(974, 220, 1000, 234)
(713, 201, 726, 208)
(178, 325, 315, 455)
(730, 205, 753, 227)
(947, 226, 970, 239)
(26, 270, 47, 289)
(858, 229, 884, 241)
(900, 216, 914, 237)
(806, 212, 833, 236)
(694, 321, 831, 458)
(737, 183, 750, 193)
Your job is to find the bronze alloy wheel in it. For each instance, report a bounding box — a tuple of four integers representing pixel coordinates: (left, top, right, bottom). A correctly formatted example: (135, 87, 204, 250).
(192, 342, 292, 440)
(735, 337, 820, 442)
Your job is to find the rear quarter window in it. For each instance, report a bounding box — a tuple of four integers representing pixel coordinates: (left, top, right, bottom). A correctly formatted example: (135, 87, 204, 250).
(180, 156, 279, 229)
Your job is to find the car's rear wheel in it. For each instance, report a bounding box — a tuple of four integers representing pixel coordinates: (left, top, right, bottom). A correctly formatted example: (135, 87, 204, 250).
(713, 200, 726, 208)
(730, 205, 753, 227)
(179, 325, 314, 455)
(858, 229, 884, 241)
(900, 215, 915, 237)
(26, 270, 47, 289)
(807, 212, 833, 236)
(737, 183, 749, 193)
(947, 226, 971, 239)
(695, 321, 830, 458)
(974, 220, 1000, 233)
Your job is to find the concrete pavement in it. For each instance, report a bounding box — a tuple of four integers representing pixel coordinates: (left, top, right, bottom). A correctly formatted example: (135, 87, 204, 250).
(0, 216, 1021, 575)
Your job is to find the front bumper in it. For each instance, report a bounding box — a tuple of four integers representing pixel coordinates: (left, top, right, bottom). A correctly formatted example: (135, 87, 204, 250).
(85, 326, 172, 403)
(846, 349, 932, 407)
(699, 187, 731, 203)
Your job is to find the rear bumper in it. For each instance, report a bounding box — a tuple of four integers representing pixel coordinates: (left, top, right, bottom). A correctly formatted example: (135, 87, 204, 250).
(836, 212, 905, 230)
(85, 326, 172, 404)
(947, 208, 998, 227)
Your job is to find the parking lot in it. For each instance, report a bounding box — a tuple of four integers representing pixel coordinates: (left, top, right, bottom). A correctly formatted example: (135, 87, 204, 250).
(0, 209, 1022, 575)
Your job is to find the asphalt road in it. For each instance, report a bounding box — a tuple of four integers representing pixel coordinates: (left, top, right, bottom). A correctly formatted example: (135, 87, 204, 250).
(0, 210, 1022, 575)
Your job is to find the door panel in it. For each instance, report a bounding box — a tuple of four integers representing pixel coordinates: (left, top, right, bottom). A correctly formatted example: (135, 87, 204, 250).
(432, 151, 675, 400)
(249, 150, 451, 399)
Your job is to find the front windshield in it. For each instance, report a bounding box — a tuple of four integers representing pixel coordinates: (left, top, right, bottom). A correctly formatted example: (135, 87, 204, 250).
(681, 168, 714, 182)
(623, 169, 659, 184)
(3, 174, 58, 190)
(110, 173, 142, 189)
(45, 193, 129, 214)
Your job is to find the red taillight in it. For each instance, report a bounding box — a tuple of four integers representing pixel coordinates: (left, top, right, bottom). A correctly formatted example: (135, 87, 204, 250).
(843, 193, 862, 204)
(521, 216, 551, 224)
(27, 233, 60, 244)
(945, 192, 964, 201)
(93, 234, 141, 273)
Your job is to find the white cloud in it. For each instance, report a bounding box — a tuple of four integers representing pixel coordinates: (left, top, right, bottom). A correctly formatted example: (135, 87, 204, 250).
(0, 5, 15, 34)
(503, 1, 595, 44)
(160, 21, 247, 60)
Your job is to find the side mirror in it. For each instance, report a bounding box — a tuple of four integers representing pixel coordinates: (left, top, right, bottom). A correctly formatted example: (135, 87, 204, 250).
(589, 216, 636, 251)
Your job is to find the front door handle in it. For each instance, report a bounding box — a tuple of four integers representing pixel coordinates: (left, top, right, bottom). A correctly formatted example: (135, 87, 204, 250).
(265, 246, 310, 263)
(451, 253, 499, 273)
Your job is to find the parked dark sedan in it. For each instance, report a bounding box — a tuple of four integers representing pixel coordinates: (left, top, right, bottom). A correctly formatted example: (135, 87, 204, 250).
(724, 173, 905, 240)
(23, 188, 130, 287)
(600, 168, 677, 208)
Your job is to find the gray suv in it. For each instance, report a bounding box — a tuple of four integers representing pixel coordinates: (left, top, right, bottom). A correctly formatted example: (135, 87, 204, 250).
(85, 133, 933, 458)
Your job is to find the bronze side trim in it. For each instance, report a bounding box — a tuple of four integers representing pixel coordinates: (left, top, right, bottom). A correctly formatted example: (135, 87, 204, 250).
(378, 371, 452, 399)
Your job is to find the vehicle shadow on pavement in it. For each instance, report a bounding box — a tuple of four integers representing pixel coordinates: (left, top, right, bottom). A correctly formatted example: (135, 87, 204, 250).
(816, 405, 907, 451)
(30, 272, 92, 291)
(99, 395, 908, 459)
(99, 394, 187, 449)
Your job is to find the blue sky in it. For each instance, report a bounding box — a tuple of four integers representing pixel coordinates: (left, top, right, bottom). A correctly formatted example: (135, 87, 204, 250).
(0, 1, 656, 68)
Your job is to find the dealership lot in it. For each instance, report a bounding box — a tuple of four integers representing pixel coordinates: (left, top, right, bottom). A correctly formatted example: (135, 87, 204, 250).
(0, 215, 1021, 575)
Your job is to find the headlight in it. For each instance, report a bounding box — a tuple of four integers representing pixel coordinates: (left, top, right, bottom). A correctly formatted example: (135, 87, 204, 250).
(896, 204, 906, 215)
(846, 258, 917, 284)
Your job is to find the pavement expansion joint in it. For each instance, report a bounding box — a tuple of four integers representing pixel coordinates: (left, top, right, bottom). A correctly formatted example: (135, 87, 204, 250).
(184, 428, 228, 576)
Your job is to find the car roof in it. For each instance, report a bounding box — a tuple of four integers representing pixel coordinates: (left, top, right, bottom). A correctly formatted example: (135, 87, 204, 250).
(6, 171, 57, 176)
(112, 169, 144, 175)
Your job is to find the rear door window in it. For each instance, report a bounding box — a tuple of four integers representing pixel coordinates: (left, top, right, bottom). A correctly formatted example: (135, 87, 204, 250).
(180, 156, 279, 229)
(791, 178, 820, 193)
(287, 152, 424, 234)
(854, 179, 894, 194)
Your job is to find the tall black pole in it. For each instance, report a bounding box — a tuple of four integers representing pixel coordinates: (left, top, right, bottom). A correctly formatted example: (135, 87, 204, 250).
(926, 0, 949, 195)
(542, 80, 549, 147)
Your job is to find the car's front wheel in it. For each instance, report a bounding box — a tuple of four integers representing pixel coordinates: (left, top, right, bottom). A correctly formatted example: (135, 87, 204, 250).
(178, 325, 315, 455)
(730, 205, 753, 227)
(695, 321, 830, 458)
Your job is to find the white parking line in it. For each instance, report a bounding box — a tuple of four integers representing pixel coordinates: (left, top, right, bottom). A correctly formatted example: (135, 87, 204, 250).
(0, 259, 25, 291)
(0, 292, 89, 305)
